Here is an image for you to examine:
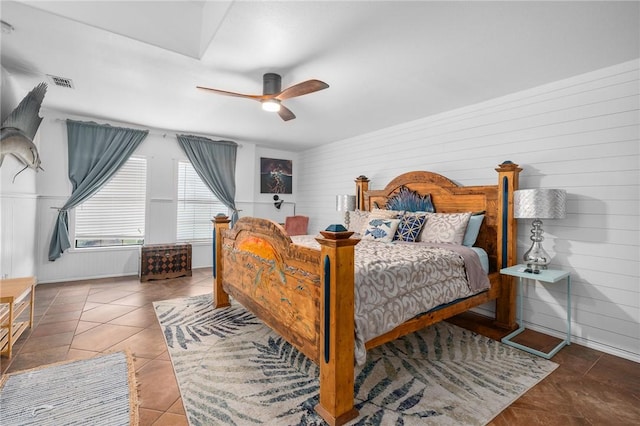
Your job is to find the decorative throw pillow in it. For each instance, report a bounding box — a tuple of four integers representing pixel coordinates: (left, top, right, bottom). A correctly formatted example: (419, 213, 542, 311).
(348, 210, 370, 234)
(394, 214, 427, 242)
(462, 213, 485, 247)
(362, 218, 401, 242)
(405, 211, 432, 241)
(421, 212, 472, 245)
(360, 208, 403, 234)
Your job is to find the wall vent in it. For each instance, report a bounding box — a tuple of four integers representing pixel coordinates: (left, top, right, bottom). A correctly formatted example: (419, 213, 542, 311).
(47, 74, 74, 89)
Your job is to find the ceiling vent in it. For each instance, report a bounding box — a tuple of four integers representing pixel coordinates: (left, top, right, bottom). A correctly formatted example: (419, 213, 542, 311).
(47, 74, 74, 89)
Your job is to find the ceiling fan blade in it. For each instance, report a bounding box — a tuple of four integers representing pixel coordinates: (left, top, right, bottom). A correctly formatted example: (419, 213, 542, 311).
(196, 86, 265, 101)
(278, 104, 296, 121)
(275, 79, 329, 101)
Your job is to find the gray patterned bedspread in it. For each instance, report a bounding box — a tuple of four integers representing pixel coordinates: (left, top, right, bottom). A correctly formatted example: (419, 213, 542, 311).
(291, 235, 490, 365)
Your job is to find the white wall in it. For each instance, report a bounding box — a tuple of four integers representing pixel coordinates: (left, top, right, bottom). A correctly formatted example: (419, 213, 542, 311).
(30, 111, 298, 283)
(297, 59, 640, 362)
(237, 147, 298, 224)
(1, 192, 37, 279)
(1, 66, 21, 124)
(1, 139, 39, 279)
(1, 68, 38, 279)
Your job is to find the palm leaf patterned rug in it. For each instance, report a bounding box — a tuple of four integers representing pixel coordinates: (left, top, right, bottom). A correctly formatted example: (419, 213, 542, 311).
(154, 294, 557, 425)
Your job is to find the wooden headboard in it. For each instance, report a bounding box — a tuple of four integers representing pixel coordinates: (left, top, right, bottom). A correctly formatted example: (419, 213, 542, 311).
(355, 163, 521, 273)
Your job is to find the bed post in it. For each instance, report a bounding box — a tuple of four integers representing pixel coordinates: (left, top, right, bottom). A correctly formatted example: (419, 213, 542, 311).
(315, 234, 360, 426)
(212, 215, 231, 308)
(354, 175, 369, 211)
(495, 161, 521, 329)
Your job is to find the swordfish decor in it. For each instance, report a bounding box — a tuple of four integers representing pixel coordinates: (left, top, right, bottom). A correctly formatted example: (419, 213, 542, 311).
(0, 82, 47, 182)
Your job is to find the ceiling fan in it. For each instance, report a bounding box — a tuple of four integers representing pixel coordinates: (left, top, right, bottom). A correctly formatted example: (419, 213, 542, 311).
(197, 73, 329, 121)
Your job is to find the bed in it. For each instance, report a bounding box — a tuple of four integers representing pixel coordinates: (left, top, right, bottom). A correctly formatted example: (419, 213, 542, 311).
(213, 161, 521, 425)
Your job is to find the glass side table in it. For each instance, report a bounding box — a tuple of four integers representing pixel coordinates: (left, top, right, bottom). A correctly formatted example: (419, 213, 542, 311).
(500, 264, 571, 359)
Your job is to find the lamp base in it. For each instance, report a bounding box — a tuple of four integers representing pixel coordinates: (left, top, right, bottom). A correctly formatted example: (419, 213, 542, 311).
(343, 212, 350, 230)
(523, 219, 551, 273)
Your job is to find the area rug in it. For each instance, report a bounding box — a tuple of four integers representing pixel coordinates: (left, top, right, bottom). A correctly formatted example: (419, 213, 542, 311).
(0, 351, 138, 425)
(154, 294, 557, 425)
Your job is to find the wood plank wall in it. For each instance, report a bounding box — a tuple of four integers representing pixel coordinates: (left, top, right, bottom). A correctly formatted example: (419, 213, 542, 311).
(296, 60, 639, 362)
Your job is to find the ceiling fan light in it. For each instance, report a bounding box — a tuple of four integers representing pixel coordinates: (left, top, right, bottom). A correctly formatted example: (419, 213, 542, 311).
(261, 99, 281, 112)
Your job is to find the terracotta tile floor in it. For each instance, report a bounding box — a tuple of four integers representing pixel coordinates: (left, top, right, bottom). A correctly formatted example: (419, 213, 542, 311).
(2, 268, 639, 425)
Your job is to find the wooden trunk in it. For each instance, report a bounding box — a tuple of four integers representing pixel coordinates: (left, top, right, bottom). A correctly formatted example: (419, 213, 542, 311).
(139, 243, 192, 281)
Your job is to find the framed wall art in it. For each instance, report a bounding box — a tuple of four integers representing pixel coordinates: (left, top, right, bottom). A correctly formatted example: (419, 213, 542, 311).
(260, 157, 292, 194)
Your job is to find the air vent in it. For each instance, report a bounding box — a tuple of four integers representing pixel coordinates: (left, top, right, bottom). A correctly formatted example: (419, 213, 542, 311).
(47, 74, 74, 89)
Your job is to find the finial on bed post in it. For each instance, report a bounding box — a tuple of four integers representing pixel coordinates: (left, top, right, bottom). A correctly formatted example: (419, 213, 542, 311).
(495, 161, 522, 329)
(315, 232, 360, 426)
(212, 215, 231, 308)
(354, 175, 369, 211)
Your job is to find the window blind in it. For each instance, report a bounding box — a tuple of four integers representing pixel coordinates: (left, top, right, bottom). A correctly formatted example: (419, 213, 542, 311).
(75, 156, 147, 247)
(177, 161, 228, 241)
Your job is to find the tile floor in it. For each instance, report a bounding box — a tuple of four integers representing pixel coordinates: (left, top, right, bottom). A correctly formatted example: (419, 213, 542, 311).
(2, 268, 639, 425)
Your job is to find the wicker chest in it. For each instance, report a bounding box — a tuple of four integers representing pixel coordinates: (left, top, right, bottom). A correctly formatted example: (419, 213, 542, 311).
(139, 243, 192, 281)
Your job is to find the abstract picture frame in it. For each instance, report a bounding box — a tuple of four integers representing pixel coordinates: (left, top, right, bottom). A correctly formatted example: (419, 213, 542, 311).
(260, 157, 292, 194)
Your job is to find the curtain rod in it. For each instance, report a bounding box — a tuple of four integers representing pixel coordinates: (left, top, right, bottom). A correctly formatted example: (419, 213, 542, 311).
(50, 117, 242, 147)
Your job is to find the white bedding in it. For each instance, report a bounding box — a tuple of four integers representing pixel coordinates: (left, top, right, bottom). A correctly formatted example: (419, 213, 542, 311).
(291, 235, 490, 364)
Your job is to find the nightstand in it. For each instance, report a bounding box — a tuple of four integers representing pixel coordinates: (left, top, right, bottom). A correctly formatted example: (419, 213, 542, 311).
(500, 265, 571, 359)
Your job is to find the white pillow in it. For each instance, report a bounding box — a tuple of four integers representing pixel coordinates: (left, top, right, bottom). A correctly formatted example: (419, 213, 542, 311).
(420, 212, 471, 245)
(361, 218, 401, 242)
(348, 210, 370, 234)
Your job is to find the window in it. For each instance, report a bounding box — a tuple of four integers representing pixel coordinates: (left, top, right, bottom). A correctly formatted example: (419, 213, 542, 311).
(75, 157, 147, 248)
(177, 161, 228, 241)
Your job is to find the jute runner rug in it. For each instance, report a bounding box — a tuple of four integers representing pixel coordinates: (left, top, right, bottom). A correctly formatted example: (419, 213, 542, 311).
(0, 350, 138, 425)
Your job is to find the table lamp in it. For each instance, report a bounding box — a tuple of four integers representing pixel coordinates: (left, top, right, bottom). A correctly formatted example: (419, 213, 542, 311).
(514, 188, 566, 273)
(336, 194, 356, 229)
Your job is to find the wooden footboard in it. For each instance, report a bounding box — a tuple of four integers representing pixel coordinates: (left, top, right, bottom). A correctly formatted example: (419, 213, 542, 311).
(213, 161, 521, 425)
(214, 217, 323, 361)
(214, 216, 360, 425)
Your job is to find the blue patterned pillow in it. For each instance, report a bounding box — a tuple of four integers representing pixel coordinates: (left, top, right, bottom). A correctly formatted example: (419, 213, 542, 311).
(362, 218, 401, 242)
(394, 214, 427, 242)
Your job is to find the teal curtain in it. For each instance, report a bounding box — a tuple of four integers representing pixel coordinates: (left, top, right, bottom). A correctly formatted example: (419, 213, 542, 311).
(48, 120, 148, 261)
(176, 135, 239, 225)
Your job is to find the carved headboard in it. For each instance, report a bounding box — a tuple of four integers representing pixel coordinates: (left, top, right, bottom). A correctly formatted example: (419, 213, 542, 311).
(354, 169, 516, 273)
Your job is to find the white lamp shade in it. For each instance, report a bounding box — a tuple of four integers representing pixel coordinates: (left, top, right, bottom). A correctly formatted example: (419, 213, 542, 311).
(514, 189, 566, 219)
(336, 194, 356, 212)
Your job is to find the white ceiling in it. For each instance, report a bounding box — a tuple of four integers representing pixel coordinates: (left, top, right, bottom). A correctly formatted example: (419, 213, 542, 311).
(1, 1, 638, 151)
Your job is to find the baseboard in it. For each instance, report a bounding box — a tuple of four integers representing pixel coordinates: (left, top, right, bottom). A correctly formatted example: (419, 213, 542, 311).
(469, 306, 639, 363)
(523, 322, 640, 364)
(36, 266, 212, 285)
(37, 272, 137, 284)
